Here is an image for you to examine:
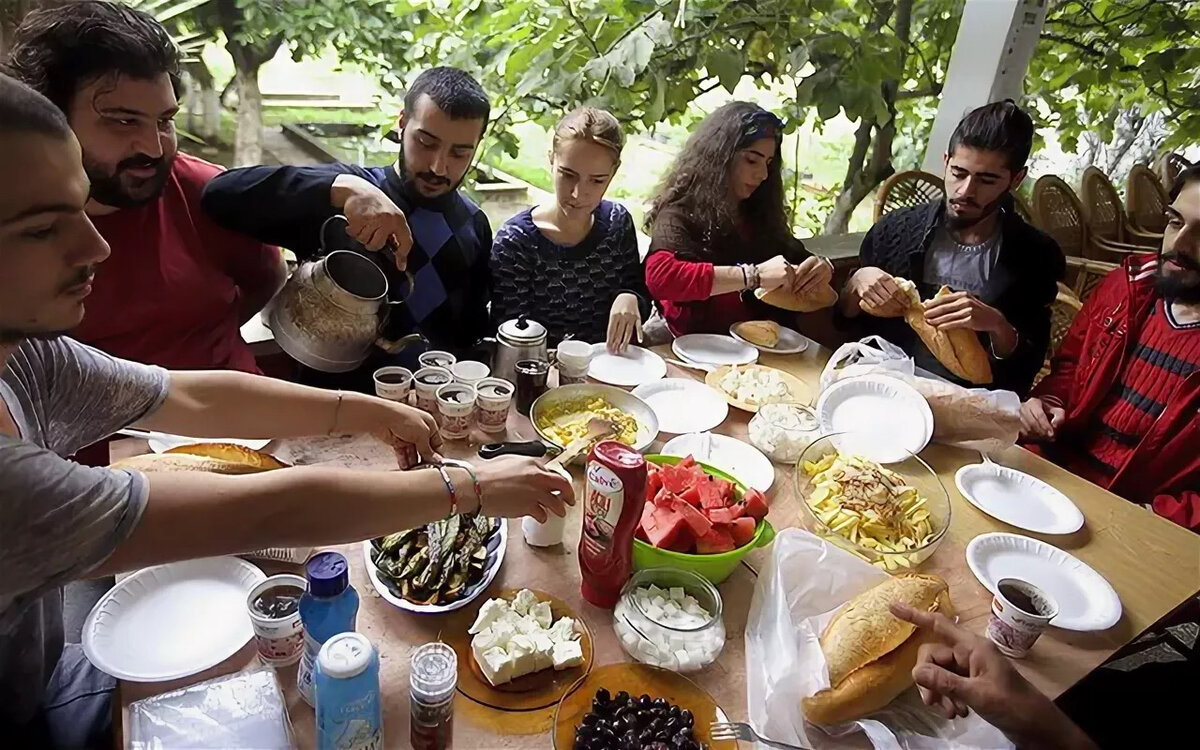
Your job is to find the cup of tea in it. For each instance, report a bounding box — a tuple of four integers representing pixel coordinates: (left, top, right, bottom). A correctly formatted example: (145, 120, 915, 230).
(451, 360, 491, 387)
(413, 366, 453, 415)
(436, 383, 477, 440)
(554, 340, 594, 385)
(986, 577, 1059, 658)
(474, 377, 515, 434)
(514, 359, 551, 416)
(373, 366, 413, 403)
(419, 350, 457, 370)
(246, 574, 307, 667)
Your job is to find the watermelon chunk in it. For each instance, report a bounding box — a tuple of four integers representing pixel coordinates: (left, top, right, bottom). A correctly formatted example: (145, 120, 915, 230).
(665, 533, 694, 553)
(706, 504, 745, 525)
(679, 485, 702, 507)
(729, 517, 758, 547)
(677, 455, 697, 470)
(660, 463, 691, 494)
(653, 487, 676, 509)
(742, 488, 769, 520)
(644, 505, 687, 549)
(713, 478, 735, 503)
(670, 496, 714, 538)
(646, 469, 662, 499)
(694, 526, 736, 554)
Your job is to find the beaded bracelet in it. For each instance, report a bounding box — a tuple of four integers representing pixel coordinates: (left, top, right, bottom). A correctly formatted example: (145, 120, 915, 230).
(441, 458, 484, 513)
(431, 464, 458, 517)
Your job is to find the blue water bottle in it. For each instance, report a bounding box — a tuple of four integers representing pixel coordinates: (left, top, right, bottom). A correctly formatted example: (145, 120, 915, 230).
(316, 632, 382, 750)
(297, 551, 360, 706)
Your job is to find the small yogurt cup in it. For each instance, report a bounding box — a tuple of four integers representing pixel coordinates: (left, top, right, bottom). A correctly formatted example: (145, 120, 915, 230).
(373, 366, 413, 403)
(436, 383, 477, 440)
(414, 366, 454, 415)
(246, 574, 307, 667)
(474, 377, 515, 434)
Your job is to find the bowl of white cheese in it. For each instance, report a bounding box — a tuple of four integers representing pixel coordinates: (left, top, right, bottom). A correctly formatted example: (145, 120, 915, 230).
(612, 568, 725, 673)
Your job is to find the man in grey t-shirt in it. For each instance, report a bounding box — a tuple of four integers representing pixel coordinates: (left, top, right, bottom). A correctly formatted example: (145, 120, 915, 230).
(0, 74, 571, 747)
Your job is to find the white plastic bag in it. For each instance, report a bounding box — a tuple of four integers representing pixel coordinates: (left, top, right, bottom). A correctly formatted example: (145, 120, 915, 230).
(745, 529, 1014, 749)
(820, 336, 914, 392)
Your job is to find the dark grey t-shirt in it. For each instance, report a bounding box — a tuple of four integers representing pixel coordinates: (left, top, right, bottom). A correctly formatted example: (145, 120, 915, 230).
(0, 337, 168, 727)
(922, 223, 1001, 295)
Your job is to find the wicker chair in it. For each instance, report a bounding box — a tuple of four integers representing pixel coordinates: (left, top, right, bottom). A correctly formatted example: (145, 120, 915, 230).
(1080, 166, 1160, 261)
(1037, 282, 1085, 386)
(874, 170, 945, 223)
(1032, 175, 1089, 258)
(1156, 152, 1193, 187)
(1011, 191, 1035, 224)
(1126, 164, 1169, 235)
(1064, 256, 1118, 302)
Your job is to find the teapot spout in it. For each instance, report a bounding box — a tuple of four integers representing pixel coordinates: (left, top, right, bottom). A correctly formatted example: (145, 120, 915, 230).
(377, 331, 428, 354)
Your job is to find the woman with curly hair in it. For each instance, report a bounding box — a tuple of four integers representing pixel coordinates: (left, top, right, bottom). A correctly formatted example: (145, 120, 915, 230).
(644, 101, 833, 335)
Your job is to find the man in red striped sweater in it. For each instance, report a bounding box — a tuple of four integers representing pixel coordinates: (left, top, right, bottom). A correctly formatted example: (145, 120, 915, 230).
(1020, 166, 1200, 532)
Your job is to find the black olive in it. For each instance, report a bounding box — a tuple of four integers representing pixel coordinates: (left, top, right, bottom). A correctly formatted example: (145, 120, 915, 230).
(670, 737, 689, 750)
(583, 713, 600, 726)
(596, 687, 611, 703)
(638, 694, 652, 708)
(676, 725, 693, 739)
(595, 725, 616, 741)
(620, 713, 638, 730)
(615, 690, 631, 705)
(664, 719, 681, 734)
(649, 718, 664, 734)
(639, 728, 654, 743)
(680, 709, 694, 727)
(654, 697, 669, 709)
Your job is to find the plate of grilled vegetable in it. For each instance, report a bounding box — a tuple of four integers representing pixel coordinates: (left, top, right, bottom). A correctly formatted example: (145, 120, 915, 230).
(363, 512, 507, 613)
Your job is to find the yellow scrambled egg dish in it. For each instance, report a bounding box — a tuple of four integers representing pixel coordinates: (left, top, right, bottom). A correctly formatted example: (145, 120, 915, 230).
(536, 398, 640, 446)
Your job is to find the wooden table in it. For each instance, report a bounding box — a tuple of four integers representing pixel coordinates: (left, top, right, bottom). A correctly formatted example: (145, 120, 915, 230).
(120, 340, 1200, 747)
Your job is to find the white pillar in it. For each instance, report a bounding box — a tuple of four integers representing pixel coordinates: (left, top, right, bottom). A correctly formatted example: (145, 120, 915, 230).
(921, 0, 1049, 172)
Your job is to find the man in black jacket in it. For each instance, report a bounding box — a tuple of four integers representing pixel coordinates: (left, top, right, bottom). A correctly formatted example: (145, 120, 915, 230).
(840, 101, 1064, 396)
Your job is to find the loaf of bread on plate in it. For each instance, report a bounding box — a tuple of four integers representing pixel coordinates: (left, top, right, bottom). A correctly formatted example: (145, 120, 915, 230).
(110, 442, 289, 474)
(754, 283, 838, 313)
(802, 573, 952, 726)
(733, 320, 781, 348)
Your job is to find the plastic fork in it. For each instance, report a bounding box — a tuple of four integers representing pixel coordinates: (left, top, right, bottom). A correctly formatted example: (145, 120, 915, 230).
(709, 721, 812, 749)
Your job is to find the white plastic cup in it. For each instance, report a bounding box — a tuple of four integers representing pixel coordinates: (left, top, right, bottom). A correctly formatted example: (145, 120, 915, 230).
(555, 340, 594, 385)
(522, 466, 571, 547)
(413, 366, 453, 415)
(373, 366, 413, 403)
(986, 577, 1059, 658)
(418, 350, 457, 370)
(436, 383, 477, 440)
(451, 360, 491, 387)
(474, 377, 515, 434)
(246, 574, 306, 667)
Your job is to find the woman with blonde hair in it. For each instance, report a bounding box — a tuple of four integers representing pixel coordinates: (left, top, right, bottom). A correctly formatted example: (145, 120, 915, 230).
(490, 107, 649, 351)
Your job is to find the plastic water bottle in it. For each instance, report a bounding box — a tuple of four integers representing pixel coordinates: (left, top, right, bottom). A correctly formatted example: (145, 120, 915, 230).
(316, 632, 382, 750)
(297, 551, 360, 706)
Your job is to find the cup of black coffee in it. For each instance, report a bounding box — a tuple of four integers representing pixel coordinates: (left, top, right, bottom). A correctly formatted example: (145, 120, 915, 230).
(414, 366, 453, 415)
(373, 366, 413, 402)
(987, 577, 1059, 658)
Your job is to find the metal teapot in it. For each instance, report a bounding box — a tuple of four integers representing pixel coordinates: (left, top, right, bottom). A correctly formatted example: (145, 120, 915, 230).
(266, 215, 425, 373)
(478, 315, 550, 383)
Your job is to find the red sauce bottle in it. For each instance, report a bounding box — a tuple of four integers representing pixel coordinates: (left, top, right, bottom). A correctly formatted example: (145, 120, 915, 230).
(579, 441, 647, 608)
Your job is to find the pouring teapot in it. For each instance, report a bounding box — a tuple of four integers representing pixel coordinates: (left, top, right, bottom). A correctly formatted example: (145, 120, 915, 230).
(478, 315, 550, 384)
(266, 215, 425, 373)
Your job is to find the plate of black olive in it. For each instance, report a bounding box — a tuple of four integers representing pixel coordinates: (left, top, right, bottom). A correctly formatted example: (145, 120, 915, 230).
(552, 663, 738, 749)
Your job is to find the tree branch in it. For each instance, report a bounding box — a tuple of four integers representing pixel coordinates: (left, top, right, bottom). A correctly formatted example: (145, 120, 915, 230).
(896, 84, 941, 100)
(561, 0, 601, 57)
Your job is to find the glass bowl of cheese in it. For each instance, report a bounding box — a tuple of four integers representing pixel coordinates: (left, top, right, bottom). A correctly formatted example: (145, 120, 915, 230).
(795, 433, 950, 573)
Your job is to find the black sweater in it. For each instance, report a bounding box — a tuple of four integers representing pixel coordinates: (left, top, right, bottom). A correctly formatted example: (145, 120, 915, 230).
(848, 199, 1064, 396)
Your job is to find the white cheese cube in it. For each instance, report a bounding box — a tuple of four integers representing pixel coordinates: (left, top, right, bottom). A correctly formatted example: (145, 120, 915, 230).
(511, 589, 538, 616)
(674, 649, 694, 672)
(469, 598, 510, 634)
(548, 617, 577, 643)
(531, 633, 555, 672)
(662, 600, 681, 617)
(619, 630, 640, 650)
(552, 640, 584, 670)
(514, 615, 541, 635)
(488, 618, 516, 649)
(646, 584, 665, 598)
(650, 594, 667, 609)
(476, 646, 514, 686)
(531, 601, 553, 629)
(644, 603, 665, 622)
(668, 587, 685, 601)
(635, 639, 661, 662)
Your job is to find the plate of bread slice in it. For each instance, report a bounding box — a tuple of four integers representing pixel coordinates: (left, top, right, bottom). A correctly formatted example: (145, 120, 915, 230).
(730, 320, 809, 355)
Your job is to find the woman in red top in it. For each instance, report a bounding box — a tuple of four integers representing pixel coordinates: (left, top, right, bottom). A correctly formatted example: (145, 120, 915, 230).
(644, 102, 832, 335)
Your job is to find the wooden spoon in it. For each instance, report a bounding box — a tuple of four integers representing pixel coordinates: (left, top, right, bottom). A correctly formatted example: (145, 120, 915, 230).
(547, 417, 617, 470)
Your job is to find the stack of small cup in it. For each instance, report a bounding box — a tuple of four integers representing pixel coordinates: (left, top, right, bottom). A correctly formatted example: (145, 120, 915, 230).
(376, 352, 514, 441)
(554, 340, 595, 385)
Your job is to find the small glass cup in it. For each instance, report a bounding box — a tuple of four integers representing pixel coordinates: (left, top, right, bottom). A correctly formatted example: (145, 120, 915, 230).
(514, 359, 550, 416)
(612, 567, 725, 673)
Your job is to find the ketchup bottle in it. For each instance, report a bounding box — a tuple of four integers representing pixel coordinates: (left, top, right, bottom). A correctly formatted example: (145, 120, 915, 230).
(579, 441, 647, 608)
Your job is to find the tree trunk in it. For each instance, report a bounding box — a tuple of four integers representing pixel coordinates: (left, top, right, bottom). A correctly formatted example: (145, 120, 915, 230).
(231, 59, 264, 165)
(185, 60, 221, 140)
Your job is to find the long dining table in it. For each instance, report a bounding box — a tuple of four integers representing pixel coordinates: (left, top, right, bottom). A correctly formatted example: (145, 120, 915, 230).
(117, 338, 1200, 747)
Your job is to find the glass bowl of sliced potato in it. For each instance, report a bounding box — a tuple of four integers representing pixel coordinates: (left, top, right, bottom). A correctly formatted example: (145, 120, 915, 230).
(794, 433, 950, 573)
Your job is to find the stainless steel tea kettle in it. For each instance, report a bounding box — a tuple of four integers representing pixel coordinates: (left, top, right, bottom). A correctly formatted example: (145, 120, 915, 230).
(478, 315, 549, 383)
(266, 215, 425, 372)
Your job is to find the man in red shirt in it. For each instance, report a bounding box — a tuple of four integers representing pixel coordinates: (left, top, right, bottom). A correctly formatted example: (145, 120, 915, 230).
(5, 1, 285, 373)
(1021, 166, 1200, 532)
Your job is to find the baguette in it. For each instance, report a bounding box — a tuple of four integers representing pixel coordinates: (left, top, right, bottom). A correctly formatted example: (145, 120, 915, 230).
(802, 573, 952, 726)
(110, 442, 288, 474)
(754, 283, 838, 313)
(733, 320, 781, 348)
(904, 285, 993, 385)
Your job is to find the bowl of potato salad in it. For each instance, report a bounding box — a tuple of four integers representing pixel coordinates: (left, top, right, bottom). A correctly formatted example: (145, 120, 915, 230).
(795, 434, 950, 573)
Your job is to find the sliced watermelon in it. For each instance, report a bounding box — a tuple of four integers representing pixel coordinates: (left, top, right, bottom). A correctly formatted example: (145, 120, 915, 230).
(646, 469, 662, 499)
(706, 504, 745, 524)
(742, 488, 769, 520)
(653, 487, 676, 509)
(713, 478, 735, 503)
(670, 496, 714, 537)
(679, 485, 702, 507)
(660, 463, 691, 494)
(644, 505, 687, 549)
(665, 533, 695, 553)
(677, 455, 697, 470)
(729, 517, 758, 547)
(694, 526, 736, 554)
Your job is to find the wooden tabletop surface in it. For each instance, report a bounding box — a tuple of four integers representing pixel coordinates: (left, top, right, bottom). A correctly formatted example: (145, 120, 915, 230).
(119, 338, 1200, 748)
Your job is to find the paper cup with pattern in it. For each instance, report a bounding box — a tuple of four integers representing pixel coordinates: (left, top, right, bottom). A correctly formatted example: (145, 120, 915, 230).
(373, 366, 413, 402)
(413, 366, 453, 415)
(986, 577, 1059, 658)
(554, 340, 594, 385)
(418, 350, 457, 370)
(474, 377, 515, 434)
(246, 574, 306, 667)
(436, 383, 477, 440)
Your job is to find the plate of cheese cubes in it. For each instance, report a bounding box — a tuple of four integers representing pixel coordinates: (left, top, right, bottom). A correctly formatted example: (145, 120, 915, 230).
(444, 588, 594, 712)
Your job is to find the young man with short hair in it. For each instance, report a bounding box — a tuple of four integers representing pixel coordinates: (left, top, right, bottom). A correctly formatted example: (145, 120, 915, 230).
(0, 74, 569, 746)
(841, 100, 1065, 396)
(202, 67, 495, 390)
(1021, 167, 1200, 532)
(4, 1, 286, 374)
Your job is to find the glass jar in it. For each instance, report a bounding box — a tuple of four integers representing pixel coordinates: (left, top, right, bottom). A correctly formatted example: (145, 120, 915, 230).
(748, 403, 821, 464)
(612, 568, 725, 673)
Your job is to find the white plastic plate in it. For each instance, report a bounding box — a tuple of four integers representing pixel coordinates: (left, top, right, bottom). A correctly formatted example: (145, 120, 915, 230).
(728, 323, 809, 355)
(956, 462, 1085, 535)
(587, 346, 668, 387)
(83, 557, 266, 682)
(815, 375, 934, 462)
(966, 532, 1122, 631)
(632, 379, 729, 435)
(672, 334, 759, 367)
(661, 432, 775, 493)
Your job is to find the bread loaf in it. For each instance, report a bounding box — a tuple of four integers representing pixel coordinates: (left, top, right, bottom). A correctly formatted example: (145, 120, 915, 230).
(110, 442, 288, 474)
(754, 283, 838, 313)
(801, 573, 952, 726)
(903, 285, 993, 385)
(733, 320, 781, 348)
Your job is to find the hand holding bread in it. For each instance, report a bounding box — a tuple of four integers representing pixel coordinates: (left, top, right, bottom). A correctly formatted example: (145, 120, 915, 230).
(753, 255, 838, 313)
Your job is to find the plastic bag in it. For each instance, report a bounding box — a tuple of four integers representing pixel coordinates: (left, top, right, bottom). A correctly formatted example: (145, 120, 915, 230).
(128, 667, 296, 749)
(820, 336, 914, 392)
(745, 529, 1014, 749)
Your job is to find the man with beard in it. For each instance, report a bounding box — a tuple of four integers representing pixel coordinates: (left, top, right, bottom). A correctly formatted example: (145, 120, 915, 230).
(202, 67, 493, 391)
(1020, 166, 1200, 532)
(840, 101, 1064, 396)
(4, 1, 287, 375)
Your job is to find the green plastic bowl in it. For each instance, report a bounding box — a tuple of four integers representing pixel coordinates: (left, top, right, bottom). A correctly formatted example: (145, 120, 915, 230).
(632, 454, 777, 584)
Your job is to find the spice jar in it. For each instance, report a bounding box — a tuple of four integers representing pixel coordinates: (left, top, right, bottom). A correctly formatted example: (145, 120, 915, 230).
(410, 642, 456, 750)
